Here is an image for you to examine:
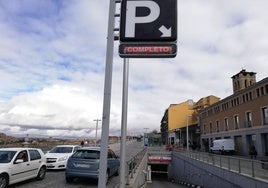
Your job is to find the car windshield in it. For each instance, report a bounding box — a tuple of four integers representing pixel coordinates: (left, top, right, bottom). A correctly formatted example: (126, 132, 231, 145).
(49, 146, 73, 153)
(0, 151, 17, 163)
(72, 150, 100, 159)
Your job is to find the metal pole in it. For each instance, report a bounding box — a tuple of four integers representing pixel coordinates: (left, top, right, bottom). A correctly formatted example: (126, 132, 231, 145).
(186, 115, 189, 152)
(94, 119, 101, 146)
(98, 0, 117, 187)
(119, 58, 129, 188)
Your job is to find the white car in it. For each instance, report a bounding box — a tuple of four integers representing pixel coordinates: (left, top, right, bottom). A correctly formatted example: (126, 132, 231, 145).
(0, 148, 47, 188)
(45, 145, 80, 169)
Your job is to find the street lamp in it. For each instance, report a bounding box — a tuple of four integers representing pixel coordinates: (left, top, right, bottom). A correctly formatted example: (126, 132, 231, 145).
(93, 119, 101, 146)
(186, 115, 192, 152)
(175, 128, 182, 146)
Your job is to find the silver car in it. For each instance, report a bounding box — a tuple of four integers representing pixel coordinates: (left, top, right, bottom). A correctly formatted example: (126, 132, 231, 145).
(65, 147, 120, 184)
(45, 145, 80, 169)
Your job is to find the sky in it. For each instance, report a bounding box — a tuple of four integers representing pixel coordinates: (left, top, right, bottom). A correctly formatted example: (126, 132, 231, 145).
(0, 0, 268, 139)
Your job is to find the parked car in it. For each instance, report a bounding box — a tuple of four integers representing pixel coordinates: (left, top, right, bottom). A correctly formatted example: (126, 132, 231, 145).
(0, 148, 47, 188)
(210, 139, 235, 154)
(45, 145, 80, 169)
(65, 147, 120, 184)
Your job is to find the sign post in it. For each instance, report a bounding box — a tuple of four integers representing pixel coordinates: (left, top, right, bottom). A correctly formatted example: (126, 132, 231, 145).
(118, 1, 177, 187)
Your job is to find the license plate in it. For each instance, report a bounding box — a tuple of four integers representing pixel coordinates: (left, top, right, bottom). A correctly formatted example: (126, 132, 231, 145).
(47, 164, 54, 168)
(75, 163, 90, 168)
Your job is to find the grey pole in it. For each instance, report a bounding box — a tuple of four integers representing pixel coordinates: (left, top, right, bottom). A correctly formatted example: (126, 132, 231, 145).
(119, 58, 129, 188)
(186, 115, 189, 152)
(98, 0, 117, 187)
(94, 119, 101, 146)
(186, 115, 191, 153)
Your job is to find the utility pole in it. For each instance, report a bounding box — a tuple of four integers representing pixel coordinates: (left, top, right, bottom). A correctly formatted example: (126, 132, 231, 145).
(144, 128, 149, 133)
(93, 119, 101, 146)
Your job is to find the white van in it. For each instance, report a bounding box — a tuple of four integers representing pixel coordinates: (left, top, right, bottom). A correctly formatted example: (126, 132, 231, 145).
(210, 139, 235, 154)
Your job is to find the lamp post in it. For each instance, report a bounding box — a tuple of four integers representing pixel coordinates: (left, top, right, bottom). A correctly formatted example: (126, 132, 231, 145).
(186, 115, 192, 152)
(144, 128, 149, 146)
(175, 128, 182, 146)
(93, 119, 101, 146)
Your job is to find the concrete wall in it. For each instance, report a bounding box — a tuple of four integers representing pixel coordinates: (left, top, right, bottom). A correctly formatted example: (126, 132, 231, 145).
(170, 152, 268, 188)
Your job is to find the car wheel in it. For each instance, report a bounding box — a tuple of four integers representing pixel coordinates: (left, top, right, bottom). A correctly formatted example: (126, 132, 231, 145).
(36, 166, 46, 180)
(66, 176, 73, 183)
(0, 174, 9, 188)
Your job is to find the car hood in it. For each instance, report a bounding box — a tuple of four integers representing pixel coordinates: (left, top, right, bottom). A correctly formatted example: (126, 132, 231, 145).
(45, 153, 72, 158)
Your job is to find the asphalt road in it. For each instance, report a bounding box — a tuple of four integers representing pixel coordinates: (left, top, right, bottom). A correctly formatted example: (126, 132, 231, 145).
(10, 169, 119, 188)
(10, 141, 144, 188)
(9, 141, 189, 188)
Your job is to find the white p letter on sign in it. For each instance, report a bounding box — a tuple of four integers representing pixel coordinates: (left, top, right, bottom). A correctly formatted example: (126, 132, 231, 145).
(125, 1, 160, 38)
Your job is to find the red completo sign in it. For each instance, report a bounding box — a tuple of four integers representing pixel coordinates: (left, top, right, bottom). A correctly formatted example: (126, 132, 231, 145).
(124, 46, 172, 53)
(119, 43, 177, 58)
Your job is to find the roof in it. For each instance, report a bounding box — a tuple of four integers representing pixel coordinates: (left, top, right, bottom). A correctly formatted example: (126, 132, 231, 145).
(231, 69, 256, 78)
(53, 145, 80, 147)
(0, 147, 41, 151)
(77, 147, 101, 151)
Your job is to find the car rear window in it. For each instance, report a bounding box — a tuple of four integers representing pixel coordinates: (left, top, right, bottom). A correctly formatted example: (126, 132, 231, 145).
(72, 150, 100, 159)
(50, 146, 73, 153)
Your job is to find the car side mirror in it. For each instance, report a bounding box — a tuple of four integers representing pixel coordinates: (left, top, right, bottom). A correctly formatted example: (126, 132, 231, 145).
(15, 159, 24, 164)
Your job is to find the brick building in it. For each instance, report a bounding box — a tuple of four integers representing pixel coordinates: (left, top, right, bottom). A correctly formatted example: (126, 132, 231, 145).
(199, 70, 268, 157)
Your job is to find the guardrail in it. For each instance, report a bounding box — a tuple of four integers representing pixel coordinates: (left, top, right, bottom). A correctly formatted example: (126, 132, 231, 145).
(125, 147, 147, 184)
(179, 151, 268, 182)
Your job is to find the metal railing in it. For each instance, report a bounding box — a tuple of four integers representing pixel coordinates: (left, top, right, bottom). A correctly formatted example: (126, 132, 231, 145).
(179, 151, 268, 182)
(125, 147, 147, 184)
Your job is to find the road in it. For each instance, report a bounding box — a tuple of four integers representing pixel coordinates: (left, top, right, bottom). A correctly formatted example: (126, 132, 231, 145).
(9, 142, 206, 188)
(10, 141, 144, 188)
(147, 175, 188, 188)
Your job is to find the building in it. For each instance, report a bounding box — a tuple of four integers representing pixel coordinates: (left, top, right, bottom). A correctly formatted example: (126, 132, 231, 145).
(194, 95, 220, 111)
(199, 70, 268, 157)
(160, 96, 220, 147)
(160, 100, 199, 147)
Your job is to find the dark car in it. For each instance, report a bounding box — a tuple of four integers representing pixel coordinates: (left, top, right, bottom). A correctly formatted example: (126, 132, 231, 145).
(65, 147, 120, 184)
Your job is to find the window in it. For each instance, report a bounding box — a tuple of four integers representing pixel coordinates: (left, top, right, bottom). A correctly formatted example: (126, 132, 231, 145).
(209, 122, 212, 133)
(108, 149, 117, 158)
(262, 107, 268, 125)
(246, 111, 252, 127)
(256, 88, 260, 97)
(249, 92, 252, 100)
(203, 124, 206, 134)
(29, 150, 41, 161)
(216, 120, 220, 132)
(261, 87, 264, 95)
(224, 118, 229, 131)
(234, 115, 239, 129)
(236, 97, 239, 105)
(16, 151, 28, 162)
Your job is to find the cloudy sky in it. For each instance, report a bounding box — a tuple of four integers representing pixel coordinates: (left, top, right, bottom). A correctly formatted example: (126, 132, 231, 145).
(0, 0, 268, 139)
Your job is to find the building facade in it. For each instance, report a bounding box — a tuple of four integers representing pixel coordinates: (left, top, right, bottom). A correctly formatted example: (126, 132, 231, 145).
(199, 70, 268, 157)
(160, 100, 199, 147)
